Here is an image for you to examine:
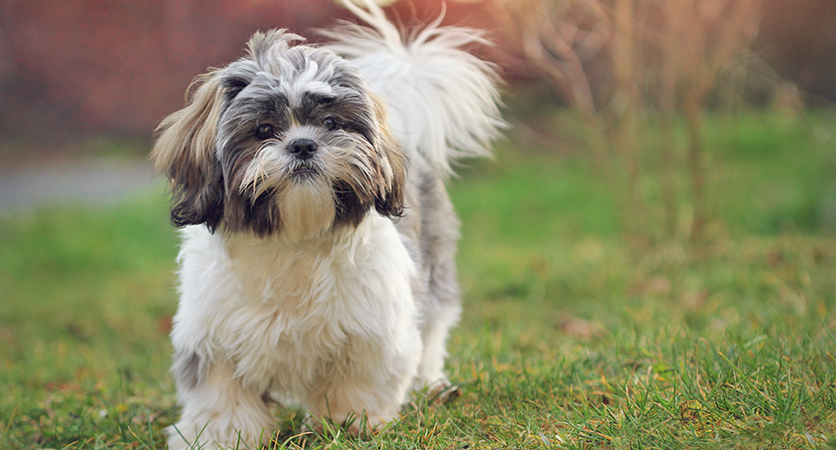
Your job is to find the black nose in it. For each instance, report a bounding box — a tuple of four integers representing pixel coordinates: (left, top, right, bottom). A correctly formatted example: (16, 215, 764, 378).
(287, 138, 318, 159)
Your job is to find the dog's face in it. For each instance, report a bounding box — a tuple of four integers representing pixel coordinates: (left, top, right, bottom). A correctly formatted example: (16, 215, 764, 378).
(152, 30, 406, 240)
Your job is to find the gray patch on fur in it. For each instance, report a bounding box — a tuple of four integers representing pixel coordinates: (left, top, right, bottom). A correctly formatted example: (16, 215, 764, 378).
(171, 348, 206, 391)
(395, 158, 461, 328)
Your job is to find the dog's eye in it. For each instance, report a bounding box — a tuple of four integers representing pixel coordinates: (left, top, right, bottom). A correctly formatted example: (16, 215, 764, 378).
(323, 117, 340, 131)
(254, 124, 275, 140)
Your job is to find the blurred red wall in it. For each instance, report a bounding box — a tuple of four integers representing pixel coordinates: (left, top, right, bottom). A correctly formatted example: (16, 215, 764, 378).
(0, 0, 346, 140)
(0, 0, 509, 146)
(0, 0, 833, 149)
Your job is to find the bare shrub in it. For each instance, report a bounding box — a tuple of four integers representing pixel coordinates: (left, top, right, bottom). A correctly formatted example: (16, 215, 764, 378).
(490, 0, 763, 241)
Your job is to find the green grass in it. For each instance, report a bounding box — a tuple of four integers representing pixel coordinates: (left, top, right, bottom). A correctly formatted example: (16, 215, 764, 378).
(2, 110, 836, 448)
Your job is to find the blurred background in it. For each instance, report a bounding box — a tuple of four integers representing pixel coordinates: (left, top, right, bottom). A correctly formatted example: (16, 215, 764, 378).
(1, 0, 836, 242)
(1, 0, 835, 145)
(3, 2, 836, 447)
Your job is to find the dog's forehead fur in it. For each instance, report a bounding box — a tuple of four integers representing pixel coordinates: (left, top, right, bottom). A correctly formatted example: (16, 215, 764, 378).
(222, 29, 365, 108)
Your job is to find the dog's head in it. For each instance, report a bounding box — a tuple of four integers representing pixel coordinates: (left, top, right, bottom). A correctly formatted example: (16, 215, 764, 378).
(152, 30, 406, 241)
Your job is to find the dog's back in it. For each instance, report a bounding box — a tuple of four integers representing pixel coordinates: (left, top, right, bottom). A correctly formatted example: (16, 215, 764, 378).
(323, 0, 504, 389)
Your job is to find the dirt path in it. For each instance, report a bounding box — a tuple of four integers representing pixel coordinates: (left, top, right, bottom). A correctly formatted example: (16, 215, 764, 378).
(0, 158, 159, 211)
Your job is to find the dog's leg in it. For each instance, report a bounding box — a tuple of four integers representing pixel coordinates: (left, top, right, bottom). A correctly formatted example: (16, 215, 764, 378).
(304, 333, 421, 436)
(405, 170, 463, 401)
(167, 360, 274, 450)
(415, 230, 463, 402)
(415, 299, 462, 403)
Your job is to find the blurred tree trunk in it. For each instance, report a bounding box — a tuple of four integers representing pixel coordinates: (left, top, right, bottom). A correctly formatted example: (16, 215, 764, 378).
(658, 2, 682, 239)
(611, 0, 644, 236)
(684, 84, 707, 240)
(678, 0, 763, 240)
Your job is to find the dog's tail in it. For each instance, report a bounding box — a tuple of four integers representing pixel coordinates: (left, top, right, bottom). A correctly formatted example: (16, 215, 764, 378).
(322, 0, 504, 178)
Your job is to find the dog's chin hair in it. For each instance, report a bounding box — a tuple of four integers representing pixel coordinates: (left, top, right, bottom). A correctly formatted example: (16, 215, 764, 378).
(277, 181, 337, 241)
(238, 144, 355, 241)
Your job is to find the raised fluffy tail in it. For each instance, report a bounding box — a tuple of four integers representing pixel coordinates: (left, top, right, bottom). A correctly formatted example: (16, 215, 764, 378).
(322, 0, 505, 178)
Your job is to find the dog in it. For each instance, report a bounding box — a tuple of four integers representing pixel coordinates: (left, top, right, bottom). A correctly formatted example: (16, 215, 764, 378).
(151, 2, 503, 448)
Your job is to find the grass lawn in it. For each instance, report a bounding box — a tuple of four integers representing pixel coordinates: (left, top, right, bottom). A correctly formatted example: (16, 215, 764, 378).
(2, 110, 836, 449)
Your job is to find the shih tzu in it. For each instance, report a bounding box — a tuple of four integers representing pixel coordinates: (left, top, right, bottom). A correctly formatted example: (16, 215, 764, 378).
(151, 2, 503, 448)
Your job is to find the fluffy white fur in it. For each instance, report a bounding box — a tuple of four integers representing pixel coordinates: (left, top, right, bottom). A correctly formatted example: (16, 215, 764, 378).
(171, 216, 420, 446)
(155, 2, 503, 449)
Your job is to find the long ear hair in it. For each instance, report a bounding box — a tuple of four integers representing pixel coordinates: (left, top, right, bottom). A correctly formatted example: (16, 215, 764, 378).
(151, 72, 225, 231)
(370, 95, 407, 218)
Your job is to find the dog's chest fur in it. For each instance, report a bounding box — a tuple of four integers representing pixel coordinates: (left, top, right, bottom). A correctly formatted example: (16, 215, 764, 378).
(172, 214, 418, 401)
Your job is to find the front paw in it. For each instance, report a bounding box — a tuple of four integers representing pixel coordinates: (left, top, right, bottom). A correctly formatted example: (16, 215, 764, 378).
(166, 424, 205, 450)
(423, 379, 461, 405)
(303, 411, 383, 439)
(166, 423, 268, 450)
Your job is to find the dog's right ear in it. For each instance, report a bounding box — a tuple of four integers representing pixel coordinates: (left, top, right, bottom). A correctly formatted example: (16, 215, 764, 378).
(152, 72, 226, 231)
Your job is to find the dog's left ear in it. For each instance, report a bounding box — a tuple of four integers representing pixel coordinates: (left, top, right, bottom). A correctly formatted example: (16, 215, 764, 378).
(370, 96, 407, 218)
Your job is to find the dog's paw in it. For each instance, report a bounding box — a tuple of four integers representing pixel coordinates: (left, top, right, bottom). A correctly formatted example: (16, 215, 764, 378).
(427, 379, 461, 406)
(303, 412, 379, 440)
